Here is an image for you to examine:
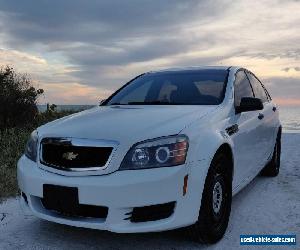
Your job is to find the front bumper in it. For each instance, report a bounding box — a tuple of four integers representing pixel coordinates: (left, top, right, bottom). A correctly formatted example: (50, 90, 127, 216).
(17, 155, 208, 233)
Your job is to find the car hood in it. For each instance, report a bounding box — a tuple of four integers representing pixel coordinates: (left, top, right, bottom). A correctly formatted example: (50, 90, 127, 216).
(38, 105, 216, 143)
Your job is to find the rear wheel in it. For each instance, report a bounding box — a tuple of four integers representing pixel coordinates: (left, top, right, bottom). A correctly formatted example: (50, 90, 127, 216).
(186, 153, 232, 243)
(260, 131, 281, 177)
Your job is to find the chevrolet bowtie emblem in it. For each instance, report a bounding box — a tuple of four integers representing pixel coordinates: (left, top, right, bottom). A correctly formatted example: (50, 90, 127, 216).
(62, 152, 78, 161)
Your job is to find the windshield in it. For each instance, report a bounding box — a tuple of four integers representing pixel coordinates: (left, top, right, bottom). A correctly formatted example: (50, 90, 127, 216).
(105, 69, 229, 105)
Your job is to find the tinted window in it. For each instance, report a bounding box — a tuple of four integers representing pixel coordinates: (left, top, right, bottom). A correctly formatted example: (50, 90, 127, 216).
(105, 70, 229, 105)
(116, 80, 152, 104)
(234, 70, 254, 107)
(246, 72, 268, 103)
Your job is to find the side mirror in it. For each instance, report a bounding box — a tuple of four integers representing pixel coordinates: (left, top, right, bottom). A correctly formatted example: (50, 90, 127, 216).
(99, 99, 106, 106)
(236, 97, 263, 113)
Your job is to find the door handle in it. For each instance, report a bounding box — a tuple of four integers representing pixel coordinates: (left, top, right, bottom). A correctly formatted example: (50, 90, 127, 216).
(272, 106, 277, 112)
(258, 113, 264, 120)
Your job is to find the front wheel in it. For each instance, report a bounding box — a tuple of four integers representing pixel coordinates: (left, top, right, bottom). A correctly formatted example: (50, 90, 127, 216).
(186, 153, 232, 243)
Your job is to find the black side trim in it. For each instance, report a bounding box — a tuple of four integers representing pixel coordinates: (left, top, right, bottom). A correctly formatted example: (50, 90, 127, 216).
(226, 124, 239, 136)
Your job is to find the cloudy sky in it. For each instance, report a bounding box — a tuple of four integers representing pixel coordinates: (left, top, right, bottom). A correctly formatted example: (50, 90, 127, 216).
(0, 0, 299, 105)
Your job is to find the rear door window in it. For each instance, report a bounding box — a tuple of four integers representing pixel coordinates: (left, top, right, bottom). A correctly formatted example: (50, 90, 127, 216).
(234, 70, 254, 107)
(246, 72, 268, 103)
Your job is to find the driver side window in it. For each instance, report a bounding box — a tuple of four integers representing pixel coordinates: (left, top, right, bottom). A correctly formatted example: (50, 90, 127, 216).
(234, 70, 254, 107)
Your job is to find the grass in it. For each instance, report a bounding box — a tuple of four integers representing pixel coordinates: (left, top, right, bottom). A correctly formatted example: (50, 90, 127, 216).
(0, 128, 31, 199)
(0, 110, 78, 201)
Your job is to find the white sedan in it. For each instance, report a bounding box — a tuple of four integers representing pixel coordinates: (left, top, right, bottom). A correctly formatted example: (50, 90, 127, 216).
(18, 66, 281, 243)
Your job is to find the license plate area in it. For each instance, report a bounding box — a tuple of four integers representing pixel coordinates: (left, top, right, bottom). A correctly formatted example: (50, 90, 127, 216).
(43, 184, 79, 216)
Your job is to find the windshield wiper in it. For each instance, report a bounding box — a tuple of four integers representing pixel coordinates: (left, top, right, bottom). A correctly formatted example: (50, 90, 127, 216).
(128, 101, 174, 105)
(109, 101, 183, 105)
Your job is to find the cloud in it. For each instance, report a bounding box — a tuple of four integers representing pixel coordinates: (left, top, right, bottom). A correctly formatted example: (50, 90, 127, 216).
(282, 67, 300, 72)
(0, 0, 222, 46)
(0, 0, 231, 93)
(38, 82, 111, 104)
(0, 48, 46, 66)
(263, 76, 300, 100)
(0, 0, 299, 104)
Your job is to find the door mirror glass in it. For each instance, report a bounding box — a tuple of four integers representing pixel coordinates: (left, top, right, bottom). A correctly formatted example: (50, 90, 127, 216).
(236, 97, 263, 113)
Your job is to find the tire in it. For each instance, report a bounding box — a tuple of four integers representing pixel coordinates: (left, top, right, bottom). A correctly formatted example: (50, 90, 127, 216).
(260, 131, 281, 177)
(186, 153, 232, 244)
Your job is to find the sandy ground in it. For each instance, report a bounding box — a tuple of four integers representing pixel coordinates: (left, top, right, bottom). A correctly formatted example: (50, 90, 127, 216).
(0, 133, 299, 250)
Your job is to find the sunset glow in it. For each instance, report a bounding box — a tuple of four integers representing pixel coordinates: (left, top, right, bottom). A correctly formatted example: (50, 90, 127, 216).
(0, 0, 299, 105)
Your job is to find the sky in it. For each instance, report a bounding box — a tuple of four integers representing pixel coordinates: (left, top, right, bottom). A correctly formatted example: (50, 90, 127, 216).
(0, 0, 299, 105)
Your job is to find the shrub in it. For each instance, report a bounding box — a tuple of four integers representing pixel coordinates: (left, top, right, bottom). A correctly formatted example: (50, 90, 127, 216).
(0, 66, 44, 128)
(0, 66, 81, 199)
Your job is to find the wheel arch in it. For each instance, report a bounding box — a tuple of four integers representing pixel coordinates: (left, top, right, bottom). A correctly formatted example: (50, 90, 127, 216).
(213, 143, 234, 180)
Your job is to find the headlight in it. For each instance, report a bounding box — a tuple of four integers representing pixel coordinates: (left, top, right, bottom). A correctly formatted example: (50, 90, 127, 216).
(120, 135, 189, 170)
(25, 130, 38, 162)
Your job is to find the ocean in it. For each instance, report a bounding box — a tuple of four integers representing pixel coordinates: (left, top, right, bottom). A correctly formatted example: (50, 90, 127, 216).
(278, 106, 300, 132)
(38, 105, 300, 132)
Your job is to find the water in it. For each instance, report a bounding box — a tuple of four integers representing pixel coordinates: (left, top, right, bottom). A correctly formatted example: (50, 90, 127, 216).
(38, 105, 300, 132)
(279, 106, 300, 132)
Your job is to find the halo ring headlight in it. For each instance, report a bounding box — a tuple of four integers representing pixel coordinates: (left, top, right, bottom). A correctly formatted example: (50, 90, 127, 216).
(155, 146, 170, 164)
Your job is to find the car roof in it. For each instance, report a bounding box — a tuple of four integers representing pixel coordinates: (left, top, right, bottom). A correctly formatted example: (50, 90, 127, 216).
(148, 66, 233, 74)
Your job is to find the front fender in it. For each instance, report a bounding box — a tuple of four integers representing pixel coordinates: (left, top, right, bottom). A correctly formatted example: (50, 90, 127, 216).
(187, 127, 233, 165)
(183, 127, 234, 221)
